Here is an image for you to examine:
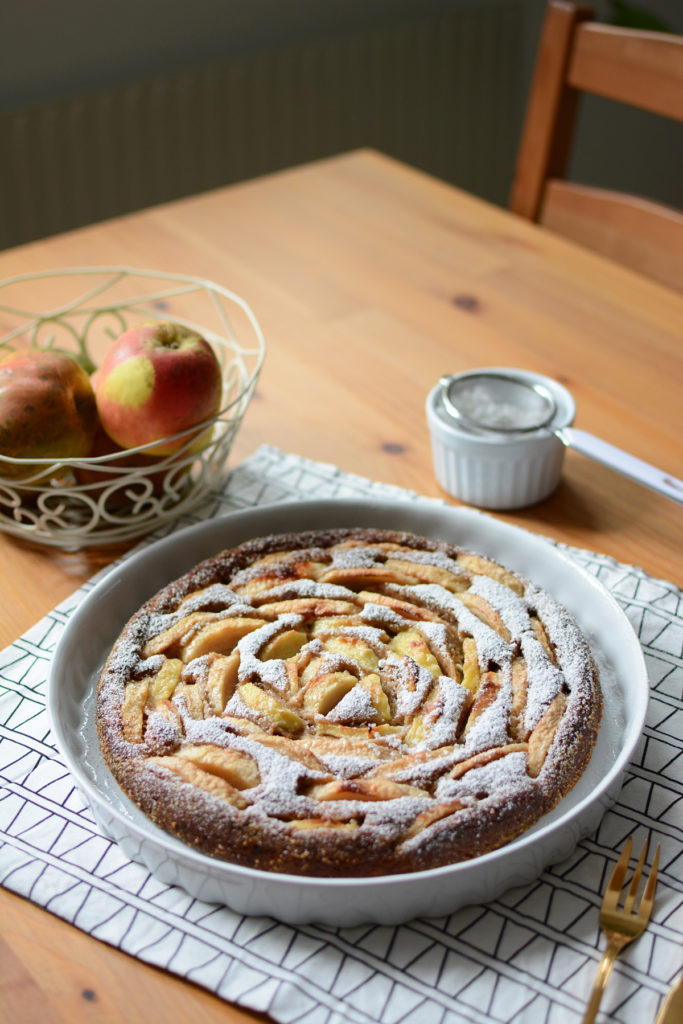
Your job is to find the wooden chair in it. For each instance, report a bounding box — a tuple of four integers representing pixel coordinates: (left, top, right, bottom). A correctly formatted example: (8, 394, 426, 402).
(509, 1, 683, 292)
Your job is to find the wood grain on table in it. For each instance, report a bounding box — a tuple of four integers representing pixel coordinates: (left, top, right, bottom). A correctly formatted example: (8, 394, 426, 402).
(1, 150, 681, 1023)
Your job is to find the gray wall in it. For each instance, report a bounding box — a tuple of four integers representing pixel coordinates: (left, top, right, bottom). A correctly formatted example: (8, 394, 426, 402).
(2, 0, 481, 112)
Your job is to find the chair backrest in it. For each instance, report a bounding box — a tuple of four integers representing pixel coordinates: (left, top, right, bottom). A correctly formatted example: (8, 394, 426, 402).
(509, 1, 683, 292)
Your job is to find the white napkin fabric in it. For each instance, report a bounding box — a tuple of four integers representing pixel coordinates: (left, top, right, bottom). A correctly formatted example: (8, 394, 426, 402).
(1, 445, 681, 1024)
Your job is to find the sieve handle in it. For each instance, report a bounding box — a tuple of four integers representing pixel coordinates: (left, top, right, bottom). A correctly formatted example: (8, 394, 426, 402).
(556, 427, 683, 505)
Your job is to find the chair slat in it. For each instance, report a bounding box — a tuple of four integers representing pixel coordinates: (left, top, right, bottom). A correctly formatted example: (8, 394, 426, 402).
(540, 179, 683, 292)
(568, 23, 683, 122)
(509, 2, 592, 220)
(510, 3, 683, 291)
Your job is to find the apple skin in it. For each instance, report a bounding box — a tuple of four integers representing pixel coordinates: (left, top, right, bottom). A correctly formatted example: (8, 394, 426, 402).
(95, 322, 222, 455)
(73, 420, 174, 499)
(0, 349, 98, 479)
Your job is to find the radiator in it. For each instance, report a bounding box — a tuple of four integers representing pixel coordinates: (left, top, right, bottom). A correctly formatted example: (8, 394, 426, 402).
(1, 2, 525, 249)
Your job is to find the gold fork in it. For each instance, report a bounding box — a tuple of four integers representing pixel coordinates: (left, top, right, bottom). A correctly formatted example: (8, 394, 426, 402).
(582, 836, 661, 1024)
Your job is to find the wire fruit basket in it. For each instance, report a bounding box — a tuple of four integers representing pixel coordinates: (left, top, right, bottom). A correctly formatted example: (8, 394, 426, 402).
(0, 267, 266, 550)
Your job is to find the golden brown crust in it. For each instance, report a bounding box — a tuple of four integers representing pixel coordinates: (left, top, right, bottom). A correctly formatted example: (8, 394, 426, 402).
(96, 528, 602, 876)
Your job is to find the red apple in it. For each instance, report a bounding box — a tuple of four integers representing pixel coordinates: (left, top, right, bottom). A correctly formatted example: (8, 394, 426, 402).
(0, 349, 98, 479)
(75, 372, 187, 501)
(73, 420, 172, 497)
(95, 321, 222, 455)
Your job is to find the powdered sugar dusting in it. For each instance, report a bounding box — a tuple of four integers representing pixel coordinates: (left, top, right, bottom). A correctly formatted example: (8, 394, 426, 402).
(323, 624, 388, 652)
(384, 547, 467, 577)
(463, 663, 513, 754)
(416, 677, 469, 751)
(237, 615, 302, 690)
(402, 584, 512, 668)
(253, 578, 357, 602)
(381, 655, 435, 720)
(360, 602, 410, 631)
(326, 684, 379, 724)
(470, 575, 532, 639)
(413, 621, 454, 667)
(330, 546, 385, 568)
(144, 709, 181, 753)
(520, 632, 564, 731)
(315, 753, 379, 778)
(436, 751, 531, 801)
(526, 584, 593, 692)
(97, 527, 601, 876)
(179, 583, 247, 613)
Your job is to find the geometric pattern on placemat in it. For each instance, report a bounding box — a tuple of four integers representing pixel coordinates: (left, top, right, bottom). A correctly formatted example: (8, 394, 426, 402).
(1, 446, 681, 1024)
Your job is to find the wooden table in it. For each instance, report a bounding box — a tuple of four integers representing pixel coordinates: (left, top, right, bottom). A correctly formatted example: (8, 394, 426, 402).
(1, 149, 681, 1022)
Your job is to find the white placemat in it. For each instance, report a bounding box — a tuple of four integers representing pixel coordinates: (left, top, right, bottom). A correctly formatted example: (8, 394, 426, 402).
(1, 445, 681, 1024)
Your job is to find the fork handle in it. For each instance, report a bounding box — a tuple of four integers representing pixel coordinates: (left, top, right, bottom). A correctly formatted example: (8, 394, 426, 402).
(582, 935, 628, 1024)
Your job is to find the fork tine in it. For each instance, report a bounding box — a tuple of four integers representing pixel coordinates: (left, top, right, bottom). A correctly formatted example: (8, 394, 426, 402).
(623, 839, 649, 915)
(638, 843, 660, 922)
(603, 836, 633, 911)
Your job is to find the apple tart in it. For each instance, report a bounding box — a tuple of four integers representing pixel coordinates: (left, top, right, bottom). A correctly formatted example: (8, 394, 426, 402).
(96, 528, 602, 876)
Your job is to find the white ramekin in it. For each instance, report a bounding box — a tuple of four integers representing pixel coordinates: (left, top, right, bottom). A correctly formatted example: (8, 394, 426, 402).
(426, 368, 576, 509)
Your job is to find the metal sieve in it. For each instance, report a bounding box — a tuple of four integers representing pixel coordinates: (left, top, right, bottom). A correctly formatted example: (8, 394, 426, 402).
(439, 372, 683, 505)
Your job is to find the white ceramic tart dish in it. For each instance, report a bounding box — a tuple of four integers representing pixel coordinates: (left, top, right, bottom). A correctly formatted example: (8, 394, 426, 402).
(96, 527, 601, 877)
(48, 500, 648, 926)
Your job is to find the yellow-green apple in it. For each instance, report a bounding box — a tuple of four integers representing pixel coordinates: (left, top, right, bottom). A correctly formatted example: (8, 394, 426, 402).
(95, 322, 222, 454)
(0, 349, 98, 479)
